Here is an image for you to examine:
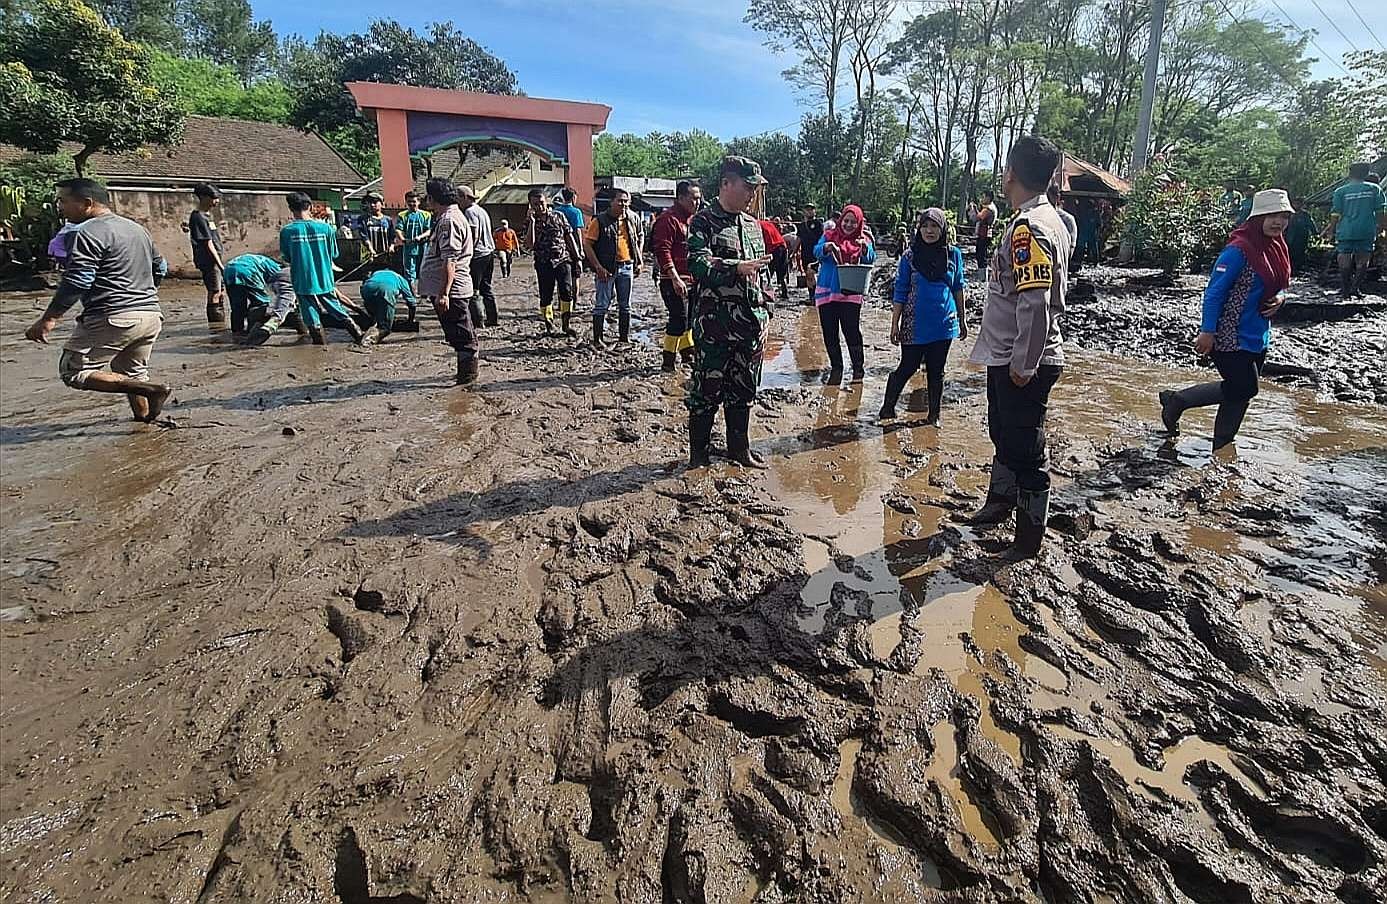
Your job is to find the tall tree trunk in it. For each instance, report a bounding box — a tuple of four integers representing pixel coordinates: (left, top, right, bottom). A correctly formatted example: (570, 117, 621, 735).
(74, 145, 97, 178)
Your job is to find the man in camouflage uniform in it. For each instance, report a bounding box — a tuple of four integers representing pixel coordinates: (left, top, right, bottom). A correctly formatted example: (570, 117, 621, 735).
(686, 156, 774, 469)
(965, 135, 1071, 560)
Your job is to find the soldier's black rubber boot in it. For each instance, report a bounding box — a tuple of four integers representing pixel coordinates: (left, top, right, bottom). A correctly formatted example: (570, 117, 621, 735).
(964, 460, 1018, 526)
(661, 351, 677, 372)
(688, 412, 715, 468)
(1003, 488, 1048, 561)
(619, 310, 631, 343)
(878, 370, 907, 420)
(725, 405, 767, 470)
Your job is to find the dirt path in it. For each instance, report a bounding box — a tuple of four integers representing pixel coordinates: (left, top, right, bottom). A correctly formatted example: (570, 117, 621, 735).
(2, 266, 1385, 903)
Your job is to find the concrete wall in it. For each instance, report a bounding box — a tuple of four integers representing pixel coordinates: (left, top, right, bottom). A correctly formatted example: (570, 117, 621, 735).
(109, 188, 295, 279)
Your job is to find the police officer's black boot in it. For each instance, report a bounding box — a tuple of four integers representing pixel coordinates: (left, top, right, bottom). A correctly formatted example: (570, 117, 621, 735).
(964, 459, 1017, 526)
(849, 344, 866, 382)
(661, 351, 677, 372)
(1004, 487, 1048, 561)
(724, 405, 766, 469)
(1159, 382, 1222, 435)
(688, 411, 714, 468)
(592, 315, 606, 348)
(878, 370, 907, 420)
(618, 309, 631, 343)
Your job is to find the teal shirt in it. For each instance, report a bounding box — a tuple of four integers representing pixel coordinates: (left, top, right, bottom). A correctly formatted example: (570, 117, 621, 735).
(222, 254, 281, 302)
(361, 269, 413, 304)
(279, 219, 339, 296)
(396, 209, 431, 244)
(1332, 180, 1386, 243)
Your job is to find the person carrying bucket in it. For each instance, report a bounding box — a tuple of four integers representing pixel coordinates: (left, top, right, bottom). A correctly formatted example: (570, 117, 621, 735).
(813, 203, 876, 383)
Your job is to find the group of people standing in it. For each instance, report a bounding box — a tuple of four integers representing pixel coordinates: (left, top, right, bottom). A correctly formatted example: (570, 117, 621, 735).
(23, 140, 1385, 563)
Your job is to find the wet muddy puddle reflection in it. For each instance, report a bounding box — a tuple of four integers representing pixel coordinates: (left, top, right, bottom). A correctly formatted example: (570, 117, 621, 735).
(830, 738, 945, 889)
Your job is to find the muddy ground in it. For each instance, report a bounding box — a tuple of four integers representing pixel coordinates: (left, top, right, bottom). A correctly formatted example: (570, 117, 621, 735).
(2, 264, 1386, 903)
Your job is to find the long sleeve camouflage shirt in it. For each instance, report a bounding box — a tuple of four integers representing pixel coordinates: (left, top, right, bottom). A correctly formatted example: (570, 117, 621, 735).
(687, 199, 767, 312)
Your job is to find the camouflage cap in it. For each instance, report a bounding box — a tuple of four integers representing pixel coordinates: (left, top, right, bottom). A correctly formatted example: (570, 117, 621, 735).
(721, 155, 768, 185)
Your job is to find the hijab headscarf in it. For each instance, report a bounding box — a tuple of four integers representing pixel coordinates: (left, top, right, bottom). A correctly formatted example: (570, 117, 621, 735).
(825, 204, 867, 263)
(1228, 215, 1291, 300)
(910, 207, 950, 282)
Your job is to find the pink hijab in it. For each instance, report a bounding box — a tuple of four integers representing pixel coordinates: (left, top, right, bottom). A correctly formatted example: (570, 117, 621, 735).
(826, 204, 867, 263)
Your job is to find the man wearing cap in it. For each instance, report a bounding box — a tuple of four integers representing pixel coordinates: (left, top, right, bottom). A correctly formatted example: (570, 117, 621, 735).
(1322, 162, 1387, 299)
(358, 194, 394, 267)
(686, 156, 774, 469)
(189, 183, 228, 325)
(964, 135, 1071, 560)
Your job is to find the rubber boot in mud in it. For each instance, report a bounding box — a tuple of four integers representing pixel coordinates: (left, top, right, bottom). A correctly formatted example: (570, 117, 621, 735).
(879, 370, 906, 420)
(680, 345, 695, 366)
(849, 345, 866, 382)
(688, 411, 714, 468)
(1158, 390, 1183, 434)
(725, 405, 766, 470)
(965, 460, 1018, 525)
(359, 326, 382, 346)
(593, 316, 606, 348)
(456, 355, 479, 386)
(562, 312, 576, 337)
(207, 302, 227, 325)
(248, 317, 278, 347)
(1004, 487, 1048, 560)
(308, 327, 326, 346)
(344, 318, 366, 346)
(661, 351, 677, 373)
(619, 310, 631, 343)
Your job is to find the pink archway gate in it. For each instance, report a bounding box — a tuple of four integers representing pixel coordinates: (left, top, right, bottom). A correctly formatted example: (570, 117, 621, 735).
(346, 82, 612, 208)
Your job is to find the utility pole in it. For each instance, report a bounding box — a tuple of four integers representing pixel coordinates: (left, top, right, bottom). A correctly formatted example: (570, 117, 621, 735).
(1130, 0, 1167, 176)
(1122, 0, 1167, 260)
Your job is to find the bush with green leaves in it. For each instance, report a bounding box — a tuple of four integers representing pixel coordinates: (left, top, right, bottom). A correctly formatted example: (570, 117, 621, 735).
(1120, 157, 1229, 274)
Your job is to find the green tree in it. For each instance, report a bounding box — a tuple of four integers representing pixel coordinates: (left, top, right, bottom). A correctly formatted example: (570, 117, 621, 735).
(181, 0, 277, 85)
(148, 50, 290, 122)
(725, 132, 803, 213)
(0, 0, 184, 176)
(663, 130, 725, 178)
(282, 20, 519, 177)
(85, 0, 181, 50)
(592, 133, 670, 177)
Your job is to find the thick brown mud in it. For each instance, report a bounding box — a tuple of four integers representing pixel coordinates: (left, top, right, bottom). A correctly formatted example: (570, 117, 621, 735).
(2, 267, 1385, 903)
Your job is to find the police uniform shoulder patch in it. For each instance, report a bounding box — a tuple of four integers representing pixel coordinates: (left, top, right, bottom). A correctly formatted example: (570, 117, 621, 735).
(1011, 222, 1053, 291)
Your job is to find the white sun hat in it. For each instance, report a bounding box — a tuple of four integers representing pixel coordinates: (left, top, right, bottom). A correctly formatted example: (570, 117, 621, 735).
(1248, 188, 1294, 217)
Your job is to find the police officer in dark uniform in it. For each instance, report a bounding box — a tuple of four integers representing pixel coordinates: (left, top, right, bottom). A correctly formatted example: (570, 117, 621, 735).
(686, 156, 774, 469)
(965, 135, 1071, 559)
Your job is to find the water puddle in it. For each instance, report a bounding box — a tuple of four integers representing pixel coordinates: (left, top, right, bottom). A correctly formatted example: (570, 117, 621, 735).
(922, 722, 1004, 848)
(1048, 724, 1266, 808)
(830, 737, 944, 889)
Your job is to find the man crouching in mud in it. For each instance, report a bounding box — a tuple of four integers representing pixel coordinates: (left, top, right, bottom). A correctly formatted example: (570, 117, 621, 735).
(963, 135, 1071, 560)
(24, 178, 173, 423)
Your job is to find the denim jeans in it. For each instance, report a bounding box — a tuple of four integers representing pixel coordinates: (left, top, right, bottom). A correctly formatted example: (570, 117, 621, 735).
(593, 262, 633, 317)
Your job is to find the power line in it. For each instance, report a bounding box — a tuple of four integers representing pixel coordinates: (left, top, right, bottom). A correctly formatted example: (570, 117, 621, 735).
(1305, 0, 1363, 54)
(1265, 0, 1354, 78)
(1212, 0, 1312, 91)
(1343, 0, 1387, 53)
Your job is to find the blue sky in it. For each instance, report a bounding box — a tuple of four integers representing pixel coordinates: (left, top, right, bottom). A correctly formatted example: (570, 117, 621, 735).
(250, 0, 1377, 140)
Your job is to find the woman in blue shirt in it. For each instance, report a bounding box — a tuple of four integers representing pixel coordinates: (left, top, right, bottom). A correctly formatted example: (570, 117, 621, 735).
(1159, 189, 1292, 449)
(880, 208, 967, 424)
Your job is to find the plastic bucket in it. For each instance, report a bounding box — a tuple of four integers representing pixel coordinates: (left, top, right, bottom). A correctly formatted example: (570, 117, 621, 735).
(837, 263, 872, 295)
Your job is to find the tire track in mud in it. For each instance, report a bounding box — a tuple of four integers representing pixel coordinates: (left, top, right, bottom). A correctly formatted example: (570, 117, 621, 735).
(1, 275, 1385, 902)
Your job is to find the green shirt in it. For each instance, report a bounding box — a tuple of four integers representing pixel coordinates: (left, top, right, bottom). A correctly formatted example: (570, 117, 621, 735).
(361, 269, 413, 304)
(279, 219, 339, 296)
(396, 209, 431, 244)
(222, 254, 281, 302)
(1332, 179, 1386, 243)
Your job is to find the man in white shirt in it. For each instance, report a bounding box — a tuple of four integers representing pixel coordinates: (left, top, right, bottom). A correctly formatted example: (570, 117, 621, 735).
(461, 186, 498, 328)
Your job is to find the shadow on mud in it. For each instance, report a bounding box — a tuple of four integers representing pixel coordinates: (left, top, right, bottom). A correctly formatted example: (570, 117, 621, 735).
(176, 377, 445, 411)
